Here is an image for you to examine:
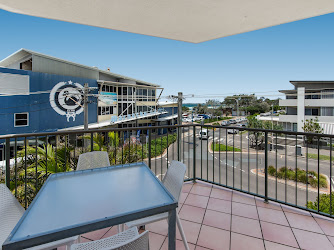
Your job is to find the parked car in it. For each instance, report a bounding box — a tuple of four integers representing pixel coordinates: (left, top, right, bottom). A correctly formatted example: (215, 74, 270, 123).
(227, 128, 238, 134)
(198, 114, 210, 119)
(221, 121, 228, 126)
(199, 129, 209, 139)
(229, 119, 237, 124)
(236, 123, 246, 127)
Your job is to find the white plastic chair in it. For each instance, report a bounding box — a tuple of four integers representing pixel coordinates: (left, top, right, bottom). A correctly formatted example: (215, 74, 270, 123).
(70, 227, 149, 250)
(0, 184, 78, 250)
(126, 160, 189, 250)
(76, 151, 110, 171)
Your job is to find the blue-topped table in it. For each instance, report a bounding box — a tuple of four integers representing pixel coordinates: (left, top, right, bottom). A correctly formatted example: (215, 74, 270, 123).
(2, 162, 177, 250)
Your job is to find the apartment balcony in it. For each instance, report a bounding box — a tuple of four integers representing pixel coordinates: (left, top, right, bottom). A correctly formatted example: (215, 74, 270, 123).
(1, 124, 334, 249)
(72, 181, 334, 250)
(279, 99, 297, 107)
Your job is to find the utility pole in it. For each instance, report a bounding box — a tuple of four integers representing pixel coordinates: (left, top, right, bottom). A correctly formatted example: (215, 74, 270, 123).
(271, 104, 274, 150)
(84, 83, 89, 130)
(177, 92, 183, 161)
(177, 92, 183, 126)
(236, 99, 239, 117)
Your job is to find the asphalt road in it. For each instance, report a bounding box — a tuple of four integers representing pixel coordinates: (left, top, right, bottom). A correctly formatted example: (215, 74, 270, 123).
(149, 126, 334, 208)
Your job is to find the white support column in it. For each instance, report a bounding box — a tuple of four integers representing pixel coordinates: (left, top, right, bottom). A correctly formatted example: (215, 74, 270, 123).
(297, 87, 305, 132)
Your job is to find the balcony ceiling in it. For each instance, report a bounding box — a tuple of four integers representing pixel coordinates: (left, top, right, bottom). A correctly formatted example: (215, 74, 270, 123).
(1, 0, 334, 43)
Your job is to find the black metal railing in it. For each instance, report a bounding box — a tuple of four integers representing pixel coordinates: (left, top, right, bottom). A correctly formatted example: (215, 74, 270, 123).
(0, 124, 333, 218)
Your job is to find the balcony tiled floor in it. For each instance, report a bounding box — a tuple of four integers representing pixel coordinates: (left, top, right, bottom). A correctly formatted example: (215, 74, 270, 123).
(62, 181, 334, 250)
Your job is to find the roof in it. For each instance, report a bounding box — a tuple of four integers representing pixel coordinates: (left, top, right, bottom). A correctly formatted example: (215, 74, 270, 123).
(290, 81, 334, 87)
(0, 48, 159, 87)
(1, 0, 334, 43)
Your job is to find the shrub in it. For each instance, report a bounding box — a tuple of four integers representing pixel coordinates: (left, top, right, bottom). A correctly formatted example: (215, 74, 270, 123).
(268, 166, 276, 176)
(271, 166, 327, 188)
(307, 193, 334, 214)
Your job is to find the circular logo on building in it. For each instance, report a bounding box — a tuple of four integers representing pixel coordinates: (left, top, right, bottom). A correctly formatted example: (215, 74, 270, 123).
(49, 81, 84, 122)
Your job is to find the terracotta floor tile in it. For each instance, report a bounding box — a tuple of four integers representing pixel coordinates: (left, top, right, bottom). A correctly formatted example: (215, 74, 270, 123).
(176, 219, 201, 244)
(100, 226, 120, 239)
(232, 202, 259, 220)
(232, 192, 256, 205)
(81, 227, 110, 240)
(179, 204, 206, 223)
(207, 197, 232, 214)
(182, 184, 193, 193)
(292, 228, 334, 250)
(190, 184, 212, 196)
(261, 221, 299, 248)
(148, 232, 166, 250)
(210, 187, 233, 201)
(328, 236, 334, 246)
(145, 219, 168, 236)
(255, 198, 282, 211)
(230, 232, 265, 250)
(160, 238, 196, 250)
(231, 215, 262, 238)
(195, 180, 213, 188)
(264, 241, 299, 250)
(203, 209, 231, 231)
(78, 236, 93, 243)
(184, 193, 209, 209)
(257, 207, 289, 226)
(285, 212, 323, 234)
(315, 217, 334, 236)
(195, 246, 211, 250)
(179, 192, 189, 204)
(281, 205, 311, 216)
(197, 225, 230, 250)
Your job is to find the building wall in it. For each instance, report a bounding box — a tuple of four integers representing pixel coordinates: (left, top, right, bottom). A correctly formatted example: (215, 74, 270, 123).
(32, 55, 99, 80)
(0, 67, 98, 135)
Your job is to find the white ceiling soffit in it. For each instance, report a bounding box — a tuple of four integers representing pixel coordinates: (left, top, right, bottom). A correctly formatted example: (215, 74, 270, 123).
(1, 0, 334, 43)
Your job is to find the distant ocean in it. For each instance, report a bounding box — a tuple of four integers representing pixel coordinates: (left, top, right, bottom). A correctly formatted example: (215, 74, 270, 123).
(183, 103, 202, 108)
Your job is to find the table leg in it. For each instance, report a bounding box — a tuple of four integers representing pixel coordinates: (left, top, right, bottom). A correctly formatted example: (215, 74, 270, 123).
(168, 208, 176, 250)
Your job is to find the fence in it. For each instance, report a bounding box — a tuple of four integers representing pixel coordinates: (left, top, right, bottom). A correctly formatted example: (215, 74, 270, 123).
(0, 124, 333, 218)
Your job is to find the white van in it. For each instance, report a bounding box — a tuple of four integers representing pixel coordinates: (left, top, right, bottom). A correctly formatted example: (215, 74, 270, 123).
(199, 129, 209, 140)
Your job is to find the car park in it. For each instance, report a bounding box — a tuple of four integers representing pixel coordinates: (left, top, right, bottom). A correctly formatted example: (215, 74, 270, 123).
(227, 128, 238, 134)
(199, 129, 209, 139)
(221, 121, 228, 126)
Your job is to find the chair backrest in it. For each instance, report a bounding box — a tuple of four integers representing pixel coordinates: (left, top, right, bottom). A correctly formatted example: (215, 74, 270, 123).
(71, 227, 149, 250)
(162, 160, 187, 202)
(76, 151, 110, 171)
(0, 184, 25, 246)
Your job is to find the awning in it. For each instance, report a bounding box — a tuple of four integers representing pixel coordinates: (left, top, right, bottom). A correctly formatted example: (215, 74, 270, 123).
(155, 114, 178, 122)
(62, 109, 168, 130)
(1, 1, 333, 43)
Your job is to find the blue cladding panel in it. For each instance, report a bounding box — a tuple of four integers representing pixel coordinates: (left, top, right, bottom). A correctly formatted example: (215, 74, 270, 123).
(159, 107, 178, 118)
(0, 68, 98, 135)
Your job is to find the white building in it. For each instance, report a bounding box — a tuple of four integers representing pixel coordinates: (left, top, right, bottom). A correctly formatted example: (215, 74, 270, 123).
(278, 81, 334, 134)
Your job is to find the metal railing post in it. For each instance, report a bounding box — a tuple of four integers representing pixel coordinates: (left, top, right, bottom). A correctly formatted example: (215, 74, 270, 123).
(90, 132, 94, 151)
(264, 131, 268, 203)
(193, 126, 196, 183)
(148, 129, 152, 169)
(5, 138, 10, 188)
(177, 127, 181, 161)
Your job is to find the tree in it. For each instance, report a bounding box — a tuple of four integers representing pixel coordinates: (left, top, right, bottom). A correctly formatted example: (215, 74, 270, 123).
(247, 115, 282, 149)
(306, 193, 334, 214)
(302, 118, 323, 144)
(182, 106, 190, 112)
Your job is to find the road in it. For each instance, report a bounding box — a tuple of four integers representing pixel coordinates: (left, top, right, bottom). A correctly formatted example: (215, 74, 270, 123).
(149, 126, 334, 208)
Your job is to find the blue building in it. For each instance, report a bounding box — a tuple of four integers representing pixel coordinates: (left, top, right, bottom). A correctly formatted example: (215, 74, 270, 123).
(0, 49, 182, 136)
(0, 67, 98, 135)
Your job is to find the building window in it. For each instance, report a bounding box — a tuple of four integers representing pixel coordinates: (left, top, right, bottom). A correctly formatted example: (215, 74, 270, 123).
(98, 106, 114, 115)
(14, 113, 29, 127)
(305, 108, 319, 116)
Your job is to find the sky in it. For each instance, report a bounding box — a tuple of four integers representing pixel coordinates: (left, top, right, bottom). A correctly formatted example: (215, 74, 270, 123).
(1, 9, 334, 103)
